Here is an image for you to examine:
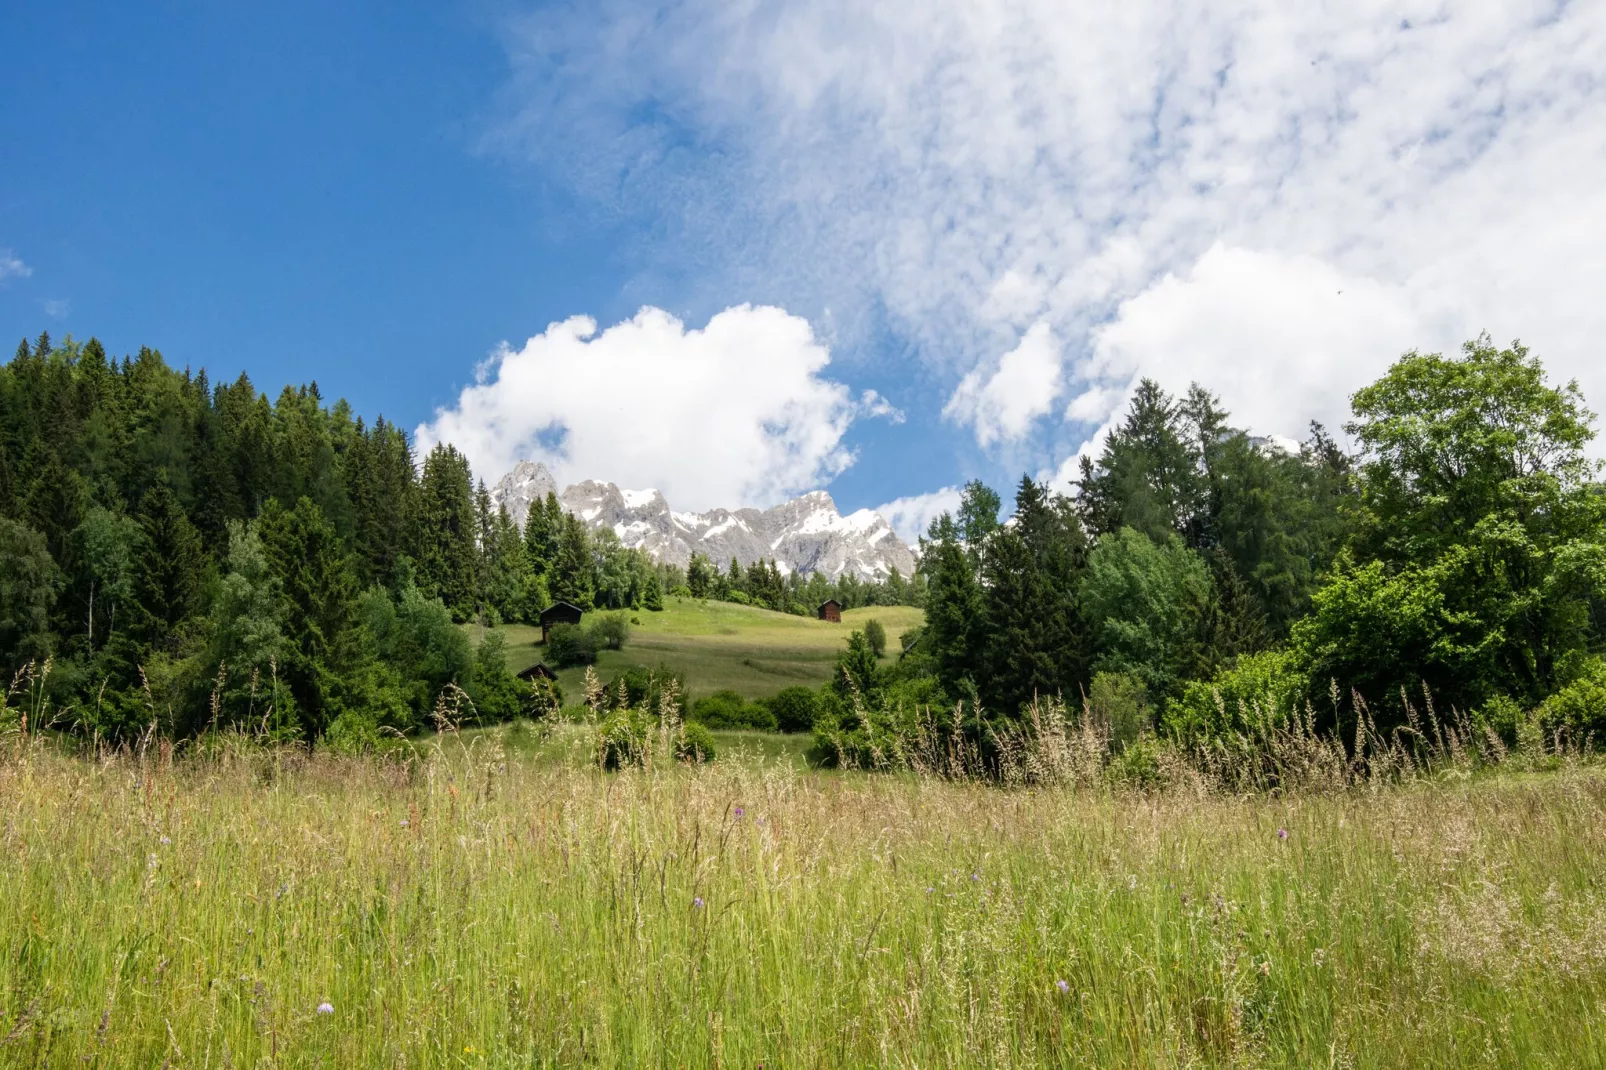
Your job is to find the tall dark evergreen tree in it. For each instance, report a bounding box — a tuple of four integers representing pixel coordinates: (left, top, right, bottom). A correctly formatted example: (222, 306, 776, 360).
(128, 478, 205, 654)
(413, 444, 478, 617)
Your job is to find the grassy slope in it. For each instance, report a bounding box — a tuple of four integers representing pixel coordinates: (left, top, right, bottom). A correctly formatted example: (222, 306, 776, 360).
(5, 749, 1605, 1066)
(489, 598, 925, 701)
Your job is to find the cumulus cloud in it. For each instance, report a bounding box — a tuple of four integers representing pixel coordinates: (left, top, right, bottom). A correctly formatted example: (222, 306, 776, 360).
(500, 0, 1606, 471)
(415, 305, 888, 510)
(943, 321, 1062, 447)
(0, 250, 30, 283)
(875, 485, 963, 546)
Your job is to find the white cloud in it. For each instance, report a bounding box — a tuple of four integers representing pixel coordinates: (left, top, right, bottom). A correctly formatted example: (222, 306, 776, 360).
(41, 298, 70, 319)
(875, 485, 963, 546)
(0, 250, 30, 283)
(415, 305, 887, 511)
(942, 321, 1062, 447)
(502, 0, 1606, 470)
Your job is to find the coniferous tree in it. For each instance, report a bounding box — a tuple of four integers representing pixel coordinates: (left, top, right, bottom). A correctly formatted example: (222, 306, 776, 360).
(414, 444, 478, 618)
(258, 497, 363, 737)
(920, 512, 985, 696)
(550, 512, 595, 608)
(128, 478, 205, 654)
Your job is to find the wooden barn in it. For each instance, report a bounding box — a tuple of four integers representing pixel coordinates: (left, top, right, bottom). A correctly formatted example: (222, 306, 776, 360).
(816, 599, 842, 623)
(539, 601, 584, 643)
(516, 662, 557, 682)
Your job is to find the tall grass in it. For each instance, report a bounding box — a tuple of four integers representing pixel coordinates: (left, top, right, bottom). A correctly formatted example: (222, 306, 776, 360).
(0, 719, 1604, 1066)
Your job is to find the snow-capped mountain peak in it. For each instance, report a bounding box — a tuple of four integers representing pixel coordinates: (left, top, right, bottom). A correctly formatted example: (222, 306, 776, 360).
(489, 462, 916, 581)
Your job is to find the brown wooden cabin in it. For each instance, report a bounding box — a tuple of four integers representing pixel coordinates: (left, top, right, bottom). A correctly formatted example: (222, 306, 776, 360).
(539, 601, 584, 642)
(816, 599, 842, 623)
(517, 662, 557, 682)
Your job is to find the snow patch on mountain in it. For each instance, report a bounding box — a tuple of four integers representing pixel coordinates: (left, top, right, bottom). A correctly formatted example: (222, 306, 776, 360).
(490, 460, 917, 581)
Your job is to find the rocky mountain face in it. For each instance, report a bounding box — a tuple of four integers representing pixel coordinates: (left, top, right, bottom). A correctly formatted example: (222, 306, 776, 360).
(490, 460, 917, 581)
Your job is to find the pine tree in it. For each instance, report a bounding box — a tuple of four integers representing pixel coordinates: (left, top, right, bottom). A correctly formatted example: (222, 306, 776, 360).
(550, 512, 595, 609)
(920, 513, 984, 695)
(413, 444, 478, 617)
(129, 478, 206, 654)
(259, 497, 362, 736)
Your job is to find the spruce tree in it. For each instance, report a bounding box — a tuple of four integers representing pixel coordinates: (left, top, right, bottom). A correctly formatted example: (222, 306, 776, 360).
(414, 444, 478, 617)
(129, 478, 205, 654)
(920, 513, 984, 696)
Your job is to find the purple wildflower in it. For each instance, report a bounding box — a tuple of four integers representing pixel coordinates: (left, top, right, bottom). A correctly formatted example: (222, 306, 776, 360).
(1056, 979, 1070, 994)
(734, 807, 745, 818)
(1277, 827, 1289, 841)
(693, 896, 705, 909)
(316, 1002, 334, 1015)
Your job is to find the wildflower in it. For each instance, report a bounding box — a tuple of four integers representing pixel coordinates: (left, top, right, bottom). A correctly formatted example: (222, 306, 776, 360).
(693, 896, 705, 909)
(400, 819, 409, 828)
(159, 836, 171, 846)
(734, 807, 745, 818)
(316, 1002, 334, 1015)
(926, 887, 934, 894)
(971, 872, 980, 881)
(1056, 979, 1070, 994)
(1277, 827, 1289, 841)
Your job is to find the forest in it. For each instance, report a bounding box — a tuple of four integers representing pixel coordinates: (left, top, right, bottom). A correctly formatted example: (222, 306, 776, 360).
(2, 330, 1603, 759)
(810, 333, 1606, 765)
(0, 332, 913, 745)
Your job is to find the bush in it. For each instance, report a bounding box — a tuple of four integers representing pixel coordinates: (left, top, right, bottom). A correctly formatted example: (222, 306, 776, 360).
(677, 722, 718, 763)
(769, 685, 820, 733)
(595, 709, 652, 770)
(1537, 657, 1606, 742)
(589, 613, 631, 652)
(690, 689, 777, 731)
(605, 665, 685, 713)
(546, 623, 598, 667)
(524, 676, 564, 719)
(725, 590, 752, 606)
(1163, 649, 1308, 745)
(1087, 672, 1151, 752)
(864, 618, 887, 657)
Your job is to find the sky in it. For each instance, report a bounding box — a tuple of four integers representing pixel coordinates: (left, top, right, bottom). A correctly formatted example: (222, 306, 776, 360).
(4, 1, 1605, 541)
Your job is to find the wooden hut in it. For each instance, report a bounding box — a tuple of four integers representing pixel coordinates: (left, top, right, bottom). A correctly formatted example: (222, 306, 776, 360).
(516, 662, 557, 682)
(539, 601, 584, 643)
(816, 599, 842, 623)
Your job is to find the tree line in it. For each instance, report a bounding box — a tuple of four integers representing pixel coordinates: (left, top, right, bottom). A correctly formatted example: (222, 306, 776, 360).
(0, 332, 918, 743)
(819, 335, 1606, 759)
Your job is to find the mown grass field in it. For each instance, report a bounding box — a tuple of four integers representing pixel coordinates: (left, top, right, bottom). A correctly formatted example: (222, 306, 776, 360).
(2, 736, 1604, 1067)
(489, 599, 925, 701)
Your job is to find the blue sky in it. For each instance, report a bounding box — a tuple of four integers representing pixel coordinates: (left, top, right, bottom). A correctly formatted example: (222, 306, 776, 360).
(5, 1, 1604, 535)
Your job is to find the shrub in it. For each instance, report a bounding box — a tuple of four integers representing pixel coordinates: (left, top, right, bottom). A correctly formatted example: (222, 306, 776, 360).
(605, 665, 685, 713)
(1086, 672, 1151, 751)
(523, 676, 564, 719)
(769, 686, 820, 733)
(546, 623, 598, 667)
(595, 709, 651, 770)
(725, 590, 752, 606)
(1163, 649, 1308, 744)
(589, 613, 631, 652)
(863, 618, 887, 657)
(677, 722, 718, 763)
(1537, 657, 1606, 742)
(690, 689, 777, 731)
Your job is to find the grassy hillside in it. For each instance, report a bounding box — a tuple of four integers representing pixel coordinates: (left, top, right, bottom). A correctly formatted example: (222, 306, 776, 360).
(486, 598, 925, 701)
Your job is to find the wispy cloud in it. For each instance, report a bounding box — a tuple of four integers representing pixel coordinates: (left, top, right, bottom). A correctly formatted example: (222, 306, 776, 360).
(0, 250, 30, 284)
(499, 0, 1606, 475)
(41, 298, 70, 319)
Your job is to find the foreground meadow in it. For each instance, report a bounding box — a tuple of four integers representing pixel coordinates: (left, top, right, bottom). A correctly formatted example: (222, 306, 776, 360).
(1, 740, 1603, 1067)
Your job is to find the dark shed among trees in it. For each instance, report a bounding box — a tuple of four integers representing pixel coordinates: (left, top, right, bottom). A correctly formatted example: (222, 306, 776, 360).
(539, 601, 584, 642)
(817, 599, 842, 623)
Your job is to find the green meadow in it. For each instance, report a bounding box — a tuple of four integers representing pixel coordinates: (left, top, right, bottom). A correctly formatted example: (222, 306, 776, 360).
(2, 738, 1603, 1067)
(488, 598, 926, 701)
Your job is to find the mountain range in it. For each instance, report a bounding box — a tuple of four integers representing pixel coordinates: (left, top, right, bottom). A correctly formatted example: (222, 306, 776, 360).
(490, 461, 917, 582)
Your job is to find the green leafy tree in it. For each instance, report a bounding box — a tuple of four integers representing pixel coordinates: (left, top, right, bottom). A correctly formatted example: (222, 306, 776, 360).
(73, 507, 141, 649)
(862, 618, 887, 657)
(0, 517, 60, 670)
(1295, 336, 1606, 720)
(1082, 527, 1213, 703)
